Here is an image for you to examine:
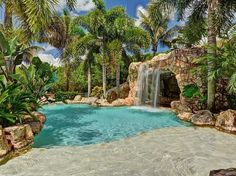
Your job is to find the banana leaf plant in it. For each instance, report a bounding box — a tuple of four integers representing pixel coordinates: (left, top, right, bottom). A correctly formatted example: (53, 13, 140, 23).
(0, 76, 39, 127)
(0, 31, 42, 81)
(12, 57, 58, 100)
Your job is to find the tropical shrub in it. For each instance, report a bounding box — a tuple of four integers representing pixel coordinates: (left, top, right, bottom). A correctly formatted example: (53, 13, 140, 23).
(193, 35, 236, 99)
(0, 31, 41, 80)
(182, 84, 200, 99)
(91, 86, 103, 98)
(0, 78, 39, 127)
(55, 91, 78, 102)
(182, 84, 207, 108)
(13, 57, 57, 100)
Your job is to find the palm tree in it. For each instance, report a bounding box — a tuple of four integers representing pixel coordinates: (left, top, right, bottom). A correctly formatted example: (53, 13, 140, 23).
(138, 4, 169, 56)
(107, 40, 122, 94)
(1, 0, 77, 43)
(75, 33, 100, 97)
(152, 0, 236, 110)
(77, 1, 150, 97)
(41, 11, 84, 91)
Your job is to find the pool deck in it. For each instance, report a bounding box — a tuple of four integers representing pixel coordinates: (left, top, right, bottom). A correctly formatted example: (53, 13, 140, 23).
(0, 127, 236, 176)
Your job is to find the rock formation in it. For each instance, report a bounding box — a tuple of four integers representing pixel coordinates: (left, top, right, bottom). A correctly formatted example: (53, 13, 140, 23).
(0, 112, 46, 165)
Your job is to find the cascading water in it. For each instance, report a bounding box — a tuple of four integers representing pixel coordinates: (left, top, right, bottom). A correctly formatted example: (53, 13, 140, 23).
(136, 63, 161, 108)
(153, 69, 161, 108)
(136, 63, 149, 106)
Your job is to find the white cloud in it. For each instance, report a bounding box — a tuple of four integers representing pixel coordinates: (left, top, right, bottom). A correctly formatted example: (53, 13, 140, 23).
(55, 0, 95, 13)
(37, 54, 61, 67)
(135, 5, 147, 27)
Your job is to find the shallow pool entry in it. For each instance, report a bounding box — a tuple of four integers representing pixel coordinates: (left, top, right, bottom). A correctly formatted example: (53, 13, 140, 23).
(34, 104, 190, 148)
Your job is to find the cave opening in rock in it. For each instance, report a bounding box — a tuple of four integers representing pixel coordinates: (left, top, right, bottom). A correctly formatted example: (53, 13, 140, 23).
(159, 71, 181, 107)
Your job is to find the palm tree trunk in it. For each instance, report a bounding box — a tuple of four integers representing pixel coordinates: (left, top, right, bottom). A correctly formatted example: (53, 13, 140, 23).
(65, 64, 70, 91)
(116, 63, 120, 97)
(4, 2, 13, 29)
(102, 62, 106, 97)
(87, 63, 91, 97)
(152, 41, 158, 56)
(207, 0, 218, 111)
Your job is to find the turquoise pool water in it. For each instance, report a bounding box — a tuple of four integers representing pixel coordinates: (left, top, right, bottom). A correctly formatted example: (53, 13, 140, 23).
(34, 104, 189, 148)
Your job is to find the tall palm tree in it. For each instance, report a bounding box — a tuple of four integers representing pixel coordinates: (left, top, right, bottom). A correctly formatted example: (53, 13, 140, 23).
(75, 33, 100, 97)
(77, 1, 150, 97)
(152, 0, 236, 110)
(1, 0, 77, 43)
(107, 40, 122, 94)
(41, 10, 84, 91)
(138, 4, 169, 56)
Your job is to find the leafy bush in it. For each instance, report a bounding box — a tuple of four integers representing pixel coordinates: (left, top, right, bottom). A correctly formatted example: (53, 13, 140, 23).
(55, 91, 78, 102)
(91, 86, 103, 98)
(182, 84, 200, 99)
(14, 57, 57, 100)
(0, 78, 39, 127)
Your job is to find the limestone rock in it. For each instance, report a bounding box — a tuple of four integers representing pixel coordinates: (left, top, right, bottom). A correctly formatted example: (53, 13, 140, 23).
(24, 125, 34, 142)
(0, 126, 10, 157)
(93, 99, 112, 107)
(215, 109, 236, 132)
(80, 97, 98, 105)
(177, 112, 193, 121)
(123, 97, 134, 106)
(209, 168, 236, 176)
(65, 100, 81, 104)
(171, 101, 192, 114)
(28, 122, 42, 135)
(111, 99, 126, 107)
(191, 110, 215, 126)
(32, 112, 46, 125)
(74, 95, 82, 101)
(106, 82, 130, 103)
(3, 125, 31, 150)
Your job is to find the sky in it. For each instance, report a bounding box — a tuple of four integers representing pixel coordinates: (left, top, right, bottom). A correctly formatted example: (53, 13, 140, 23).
(0, 0, 178, 65)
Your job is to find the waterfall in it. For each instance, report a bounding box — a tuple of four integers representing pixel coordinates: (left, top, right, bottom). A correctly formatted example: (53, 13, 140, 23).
(153, 69, 161, 108)
(136, 63, 161, 107)
(136, 63, 149, 106)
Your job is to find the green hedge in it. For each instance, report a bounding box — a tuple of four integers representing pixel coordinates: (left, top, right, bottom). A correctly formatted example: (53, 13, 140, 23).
(55, 91, 78, 102)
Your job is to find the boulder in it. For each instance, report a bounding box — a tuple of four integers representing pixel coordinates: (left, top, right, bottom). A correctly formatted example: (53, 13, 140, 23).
(80, 97, 98, 105)
(93, 99, 112, 107)
(3, 125, 32, 150)
(74, 95, 82, 101)
(65, 100, 81, 104)
(171, 101, 192, 114)
(23, 112, 46, 125)
(111, 99, 126, 106)
(106, 82, 130, 103)
(209, 168, 236, 176)
(32, 112, 46, 125)
(48, 97, 55, 103)
(28, 122, 42, 135)
(215, 109, 236, 132)
(177, 112, 193, 121)
(0, 126, 10, 157)
(24, 125, 34, 142)
(123, 97, 134, 106)
(191, 110, 215, 126)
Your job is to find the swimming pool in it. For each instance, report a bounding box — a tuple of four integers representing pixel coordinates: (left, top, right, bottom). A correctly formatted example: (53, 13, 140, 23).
(34, 104, 189, 148)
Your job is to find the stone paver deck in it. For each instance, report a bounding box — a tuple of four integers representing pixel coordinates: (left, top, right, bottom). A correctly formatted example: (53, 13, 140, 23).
(0, 127, 236, 176)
